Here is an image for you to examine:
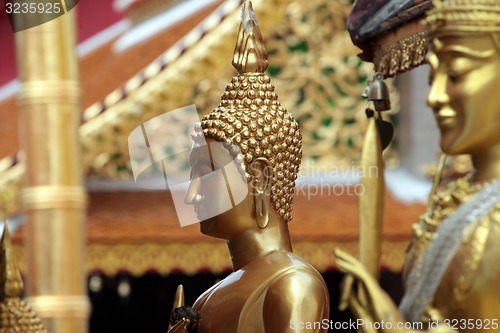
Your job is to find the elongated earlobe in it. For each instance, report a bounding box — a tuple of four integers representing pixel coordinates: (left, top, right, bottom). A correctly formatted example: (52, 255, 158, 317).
(251, 158, 272, 229)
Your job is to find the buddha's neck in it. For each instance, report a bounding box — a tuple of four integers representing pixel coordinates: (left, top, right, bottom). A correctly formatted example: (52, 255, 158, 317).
(471, 142, 500, 184)
(227, 220, 292, 271)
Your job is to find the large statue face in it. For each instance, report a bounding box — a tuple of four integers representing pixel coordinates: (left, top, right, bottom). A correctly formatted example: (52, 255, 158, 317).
(427, 34, 500, 154)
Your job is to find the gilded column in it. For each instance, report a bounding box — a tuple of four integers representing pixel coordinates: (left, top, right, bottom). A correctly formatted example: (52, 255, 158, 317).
(14, 7, 90, 333)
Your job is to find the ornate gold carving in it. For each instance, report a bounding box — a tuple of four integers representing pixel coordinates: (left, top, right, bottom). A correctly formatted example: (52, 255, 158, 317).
(426, 0, 500, 35)
(423, 154, 473, 181)
(403, 176, 490, 281)
(450, 220, 488, 311)
(374, 31, 427, 77)
(22, 186, 87, 210)
(264, 0, 400, 171)
(11, 241, 408, 277)
(0, 223, 49, 333)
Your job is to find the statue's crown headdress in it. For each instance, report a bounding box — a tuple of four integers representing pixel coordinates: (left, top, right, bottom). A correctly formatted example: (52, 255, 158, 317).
(425, 0, 500, 35)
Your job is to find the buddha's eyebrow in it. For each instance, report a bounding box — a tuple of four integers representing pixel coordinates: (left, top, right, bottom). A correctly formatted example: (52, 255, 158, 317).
(188, 146, 216, 173)
(440, 45, 494, 59)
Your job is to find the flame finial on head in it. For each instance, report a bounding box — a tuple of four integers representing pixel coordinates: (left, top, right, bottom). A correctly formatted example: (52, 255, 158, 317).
(232, 1, 269, 74)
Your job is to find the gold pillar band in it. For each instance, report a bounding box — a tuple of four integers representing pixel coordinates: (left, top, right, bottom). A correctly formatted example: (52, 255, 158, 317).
(22, 186, 87, 210)
(18, 81, 81, 106)
(25, 295, 91, 318)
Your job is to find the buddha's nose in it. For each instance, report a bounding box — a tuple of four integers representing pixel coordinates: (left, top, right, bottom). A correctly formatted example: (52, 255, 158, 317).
(184, 177, 200, 205)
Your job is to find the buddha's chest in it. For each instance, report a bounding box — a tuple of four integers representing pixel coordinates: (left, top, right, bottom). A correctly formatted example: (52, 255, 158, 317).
(194, 270, 270, 333)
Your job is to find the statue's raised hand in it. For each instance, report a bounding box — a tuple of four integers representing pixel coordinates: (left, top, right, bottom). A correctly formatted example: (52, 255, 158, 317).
(335, 249, 406, 333)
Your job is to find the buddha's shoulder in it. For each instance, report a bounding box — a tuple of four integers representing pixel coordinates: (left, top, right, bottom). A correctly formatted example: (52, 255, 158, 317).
(258, 252, 329, 313)
(259, 251, 328, 293)
(193, 251, 327, 309)
(250, 251, 324, 277)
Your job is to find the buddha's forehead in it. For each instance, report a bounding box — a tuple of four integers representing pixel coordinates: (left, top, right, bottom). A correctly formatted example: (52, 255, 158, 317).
(189, 138, 239, 167)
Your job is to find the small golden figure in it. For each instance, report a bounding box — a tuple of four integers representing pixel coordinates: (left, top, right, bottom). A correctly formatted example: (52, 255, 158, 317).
(336, 0, 500, 332)
(169, 1, 329, 332)
(0, 222, 49, 333)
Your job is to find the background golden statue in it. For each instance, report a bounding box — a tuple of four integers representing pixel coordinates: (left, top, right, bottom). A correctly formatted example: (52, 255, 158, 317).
(0, 223, 49, 333)
(336, 0, 500, 332)
(169, 2, 329, 332)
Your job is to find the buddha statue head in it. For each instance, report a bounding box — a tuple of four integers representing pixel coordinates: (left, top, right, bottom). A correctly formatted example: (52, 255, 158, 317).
(425, 0, 500, 155)
(186, 1, 302, 239)
(0, 223, 49, 333)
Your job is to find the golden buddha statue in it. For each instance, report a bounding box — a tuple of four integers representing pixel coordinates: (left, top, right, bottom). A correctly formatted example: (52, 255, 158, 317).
(335, 0, 500, 332)
(168, 2, 329, 332)
(0, 222, 49, 333)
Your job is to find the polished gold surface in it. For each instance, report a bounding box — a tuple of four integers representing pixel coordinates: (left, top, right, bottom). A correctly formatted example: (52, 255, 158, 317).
(337, 0, 500, 332)
(358, 118, 384, 279)
(0, 223, 48, 333)
(170, 2, 329, 332)
(15, 10, 89, 333)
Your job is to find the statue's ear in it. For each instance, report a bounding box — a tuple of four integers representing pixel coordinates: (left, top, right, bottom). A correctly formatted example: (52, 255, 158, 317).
(250, 158, 273, 229)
